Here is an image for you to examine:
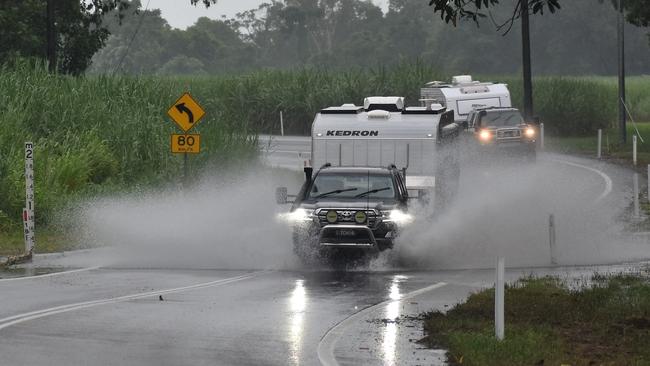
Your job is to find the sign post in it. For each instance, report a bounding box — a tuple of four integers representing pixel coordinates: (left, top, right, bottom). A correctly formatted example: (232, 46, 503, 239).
(167, 93, 205, 183)
(24, 142, 35, 254)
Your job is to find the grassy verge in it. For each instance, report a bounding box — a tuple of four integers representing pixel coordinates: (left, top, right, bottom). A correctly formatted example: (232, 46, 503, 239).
(0, 228, 75, 257)
(546, 123, 650, 167)
(422, 273, 650, 365)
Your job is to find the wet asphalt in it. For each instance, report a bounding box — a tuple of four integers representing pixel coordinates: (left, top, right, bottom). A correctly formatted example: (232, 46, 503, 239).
(0, 136, 646, 365)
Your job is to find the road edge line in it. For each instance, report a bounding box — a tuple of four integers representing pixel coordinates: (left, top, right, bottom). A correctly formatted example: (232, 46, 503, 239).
(547, 157, 613, 203)
(0, 270, 271, 331)
(0, 266, 101, 283)
(317, 282, 447, 366)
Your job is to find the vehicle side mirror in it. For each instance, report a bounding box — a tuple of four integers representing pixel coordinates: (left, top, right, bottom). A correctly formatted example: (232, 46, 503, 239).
(275, 187, 288, 204)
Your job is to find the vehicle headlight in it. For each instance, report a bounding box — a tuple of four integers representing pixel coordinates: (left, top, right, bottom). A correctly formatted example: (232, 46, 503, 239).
(479, 129, 492, 141)
(524, 127, 535, 138)
(383, 210, 414, 225)
(280, 208, 314, 223)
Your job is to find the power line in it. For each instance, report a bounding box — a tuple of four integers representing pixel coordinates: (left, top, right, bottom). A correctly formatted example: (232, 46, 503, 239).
(113, 0, 152, 74)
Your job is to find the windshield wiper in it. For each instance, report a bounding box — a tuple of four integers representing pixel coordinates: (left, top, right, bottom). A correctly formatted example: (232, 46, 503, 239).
(354, 187, 390, 198)
(314, 188, 358, 199)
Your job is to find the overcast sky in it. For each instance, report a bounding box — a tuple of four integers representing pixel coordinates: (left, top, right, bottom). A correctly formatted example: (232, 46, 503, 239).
(148, 0, 389, 29)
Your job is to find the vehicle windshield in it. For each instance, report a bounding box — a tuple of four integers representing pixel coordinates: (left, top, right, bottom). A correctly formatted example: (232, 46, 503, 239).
(307, 173, 396, 200)
(480, 111, 524, 127)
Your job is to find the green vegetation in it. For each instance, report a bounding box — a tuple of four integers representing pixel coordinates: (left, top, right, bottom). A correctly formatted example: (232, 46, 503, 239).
(546, 123, 650, 166)
(504, 76, 650, 135)
(0, 62, 256, 242)
(1, 62, 649, 254)
(90, 0, 650, 76)
(423, 273, 650, 365)
(0, 230, 70, 257)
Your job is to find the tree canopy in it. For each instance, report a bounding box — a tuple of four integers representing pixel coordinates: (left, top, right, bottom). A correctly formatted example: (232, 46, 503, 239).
(1, 0, 648, 75)
(87, 0, 650, 76)
(0, 0, 129, 74)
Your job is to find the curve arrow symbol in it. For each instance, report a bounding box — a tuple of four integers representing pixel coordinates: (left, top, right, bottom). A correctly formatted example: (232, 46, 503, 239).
(175, 103, 194, 125)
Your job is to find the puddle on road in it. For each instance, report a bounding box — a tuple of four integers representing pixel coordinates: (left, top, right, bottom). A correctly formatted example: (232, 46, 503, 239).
(0, 267, 73, 280)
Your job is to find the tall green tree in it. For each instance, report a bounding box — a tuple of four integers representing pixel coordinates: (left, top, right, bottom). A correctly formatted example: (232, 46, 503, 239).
(0, 0, 129, 74)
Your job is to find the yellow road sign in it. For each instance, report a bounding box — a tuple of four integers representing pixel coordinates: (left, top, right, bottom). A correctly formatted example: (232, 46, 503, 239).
(171, 134, 201, 154)
(167, 93, 205, 132)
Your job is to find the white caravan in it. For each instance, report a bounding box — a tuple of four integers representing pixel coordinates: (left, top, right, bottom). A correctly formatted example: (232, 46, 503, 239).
(420, 75, 511, 125)
(310, 96, 460, 197)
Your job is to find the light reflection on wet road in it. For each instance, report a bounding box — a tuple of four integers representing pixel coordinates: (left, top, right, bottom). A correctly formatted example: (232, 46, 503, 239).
(1, 262, 648, 365)
(288, 279, 307, 365)
(0, 267, 482, 365)
(381, 275, 404, 365)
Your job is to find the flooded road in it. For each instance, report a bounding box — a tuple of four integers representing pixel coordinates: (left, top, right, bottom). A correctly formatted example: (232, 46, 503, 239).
(3, 260, 646, 366)
(0, 137, 646, 365)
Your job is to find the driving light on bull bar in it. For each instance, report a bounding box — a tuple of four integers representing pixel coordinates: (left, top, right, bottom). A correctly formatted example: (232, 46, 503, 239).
(387, 210, 413, 225)
(479, 129, 492, 141)
(326, 210, 338, 223)
(354, 211, 367, 224)
(525, 127, 535, 138)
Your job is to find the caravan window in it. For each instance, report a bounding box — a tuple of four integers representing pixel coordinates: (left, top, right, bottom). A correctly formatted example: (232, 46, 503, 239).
(308, 173, 396, 199)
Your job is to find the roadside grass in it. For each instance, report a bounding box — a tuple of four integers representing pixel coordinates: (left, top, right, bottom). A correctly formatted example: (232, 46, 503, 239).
(422, 274, 650, 366)
(546, 123, 650, 167)
(0, 228, 71, 257)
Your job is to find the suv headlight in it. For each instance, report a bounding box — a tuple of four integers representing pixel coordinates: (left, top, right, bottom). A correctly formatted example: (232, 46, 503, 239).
(524, 126, 535, 138)
(279, 208, 314, 223)
(382, 209, 414, 225)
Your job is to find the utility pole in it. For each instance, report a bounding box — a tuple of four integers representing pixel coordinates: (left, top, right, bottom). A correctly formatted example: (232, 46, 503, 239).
(46, 0, 56, 72)
(521, 0, 534, 121)
(617, 0, 626, 144)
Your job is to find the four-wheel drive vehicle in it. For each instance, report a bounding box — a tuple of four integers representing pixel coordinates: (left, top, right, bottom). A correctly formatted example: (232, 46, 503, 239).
(467, 107, 537, 160)
(276, 165, 413, 263)
(276, 96, 461, 264)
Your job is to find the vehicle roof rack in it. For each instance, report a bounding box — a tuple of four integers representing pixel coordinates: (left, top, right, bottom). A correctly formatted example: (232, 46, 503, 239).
(320, 106, 363, 114)
(402, 106, 445, 115)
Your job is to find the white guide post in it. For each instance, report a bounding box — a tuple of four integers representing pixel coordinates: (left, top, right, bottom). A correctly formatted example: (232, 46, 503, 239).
(495, 257, 505, 341)
(597, 129, 602, 159)
(280, 111, 285, 137)
(633, 135, 637, 166)
(633, 173, 640, 218)
(647, 164, 650, 204)
(24, 142, 35, 253)
(540, 123, 545, 150)
(549, 214, 557, 265)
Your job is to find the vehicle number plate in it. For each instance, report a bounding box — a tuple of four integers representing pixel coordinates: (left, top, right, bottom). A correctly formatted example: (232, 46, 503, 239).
(338, 229, 355, 236)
